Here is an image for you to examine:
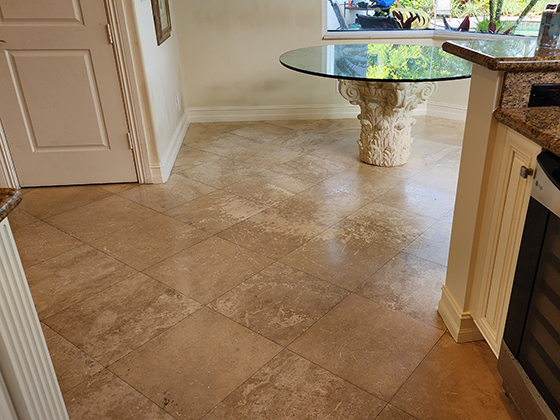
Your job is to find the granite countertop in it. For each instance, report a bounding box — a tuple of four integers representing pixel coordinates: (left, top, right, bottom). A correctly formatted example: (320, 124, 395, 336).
(0, 189, 21, 222)
(443, 39, 560, 72)
(494, 107, 560, 154)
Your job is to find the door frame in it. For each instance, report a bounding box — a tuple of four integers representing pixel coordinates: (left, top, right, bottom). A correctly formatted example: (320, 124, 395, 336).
(0, 0, 154, 188)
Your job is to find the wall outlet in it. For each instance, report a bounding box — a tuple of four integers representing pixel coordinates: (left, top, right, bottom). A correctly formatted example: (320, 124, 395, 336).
(175, 92, 182, 111)
(529, 84, 560, 107)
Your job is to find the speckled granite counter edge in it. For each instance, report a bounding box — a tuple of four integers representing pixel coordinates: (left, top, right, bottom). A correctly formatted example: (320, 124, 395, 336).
(0, 189, 22, 222)
(443, 42, 560, 72)
(494, 108, 560, 155)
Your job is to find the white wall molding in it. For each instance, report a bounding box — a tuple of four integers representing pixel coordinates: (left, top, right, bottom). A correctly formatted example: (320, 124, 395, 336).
(438, 285, 484, 343)
(157, 110, 190, 183)
(426, 100, 468, 121)
(0, 218, 68, 420)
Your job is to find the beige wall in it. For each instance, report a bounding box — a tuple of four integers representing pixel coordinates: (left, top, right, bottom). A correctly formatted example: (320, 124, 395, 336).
(132, 0, 185, 170)
(174, 0, 470, 113)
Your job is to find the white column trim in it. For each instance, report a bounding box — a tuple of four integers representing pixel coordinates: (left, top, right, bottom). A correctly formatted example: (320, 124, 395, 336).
(438, 285, 484, 343)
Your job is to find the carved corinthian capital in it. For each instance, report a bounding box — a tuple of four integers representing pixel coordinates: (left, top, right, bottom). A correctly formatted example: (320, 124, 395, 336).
(338, 80, 437, 166)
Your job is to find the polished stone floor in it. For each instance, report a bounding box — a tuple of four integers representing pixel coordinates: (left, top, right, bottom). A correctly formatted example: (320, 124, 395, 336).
(11, 116, 523, 420)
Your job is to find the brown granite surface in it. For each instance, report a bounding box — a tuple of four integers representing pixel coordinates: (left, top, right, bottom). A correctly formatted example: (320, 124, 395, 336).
(494, 107, 560, 155)
(443, 39, 560, 72)
(0, 189, 21, 222)
(501, 71, 560, 108)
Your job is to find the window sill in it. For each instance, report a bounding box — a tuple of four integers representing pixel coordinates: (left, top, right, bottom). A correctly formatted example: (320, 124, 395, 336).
(322, 29, 531, 42)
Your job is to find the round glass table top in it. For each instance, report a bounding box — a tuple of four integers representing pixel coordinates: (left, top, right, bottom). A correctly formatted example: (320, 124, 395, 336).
(280, 44, 472, 82)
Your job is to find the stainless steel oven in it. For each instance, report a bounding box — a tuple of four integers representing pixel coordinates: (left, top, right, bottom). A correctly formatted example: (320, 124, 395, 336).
(501, 151, 560, 420)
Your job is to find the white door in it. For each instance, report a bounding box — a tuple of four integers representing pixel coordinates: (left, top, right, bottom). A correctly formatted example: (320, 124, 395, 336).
(0, 0, 137, 187)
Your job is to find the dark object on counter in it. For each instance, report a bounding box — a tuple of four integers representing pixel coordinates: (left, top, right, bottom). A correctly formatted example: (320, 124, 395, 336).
(529, 83, 560, 106)
(356, 14, 399, 28)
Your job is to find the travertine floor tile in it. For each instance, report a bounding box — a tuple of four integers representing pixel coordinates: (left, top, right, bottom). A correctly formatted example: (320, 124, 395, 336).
(180, 159, 266, 188)
(172, 146, 222, 174)
(145, 236, 273, 304)
(20, 185, 112, 219)
(270, 154, 349, 184)
(182, 124, 224, 144)
(64, 370, 175, 420)
(203, 350, 385, 420)
(109, 307, 281, 420)
(269, 130, 338, 153)
(231, 121, 294, 141)
(7, 206, 39, 229)
(355, 252, 447, 330)
(376, 181, 456, 220)
(90, 214, 210, 270)
(118, 174, 215, 212)
(404, 216, 453, 267)
(218, 207, 328, 260)
(188, 132, 262, 157)
(26, 244, 136, 319)
(211, 262, 347, 346)
(375, 404, 417, 420)
(289, 294, 444, 401)
(46, 195, 158, 243)
(97, 183, 137, 194)
(391, 334, 523, 420)
(281, 226, 400, 291)
(336, 202, 436, 251)
(45, 273, 201, 366)
(42, 324, 103, 394)
(167, 190, 266, 234)
(12, 221, 82, 268)
(225, 170, 313, 207)
(229, 143, 302, 168)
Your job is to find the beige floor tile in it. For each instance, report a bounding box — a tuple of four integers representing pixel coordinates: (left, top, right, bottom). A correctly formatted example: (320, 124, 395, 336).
(64, 370, 175, 420)
(217, 206, 328, 260)
(12, 221, 82, 268)
(308, 138, 361, 168)
(20, 185, 112, 219)
(26, 244, 136, 319)
(281, 226, 400, 291)
(42, 324, 103, 394)
(97, 183, 138, 194)
(167, 190, 266, 234)
(172, 146, 223, 174)
(117, 174, 215, 212)
(109, 307, 281, 420)
(376, 181, 456, 220)
(182, 124, 224, 144)
(211, 262, 347, 346)
(45, 273, 201, 366)
(320, 163, 401, 200)
(269, 130, 338, 153)
(7, 206, 39, 230)
(90, 214, 210, 270)
(203, 350, 385, 420)
(288, 294, 444, 401)
(145, 236, 273, 304)
(188, 132, 263, 157)
(336, 202, 436, 251)
(271, 154, 349, 184)
(224, 170, 313, 206)
(231, 121, 294, 141)
(375, 404, 417, 420)
(229, 143, 302, 167)
(403, 216, 453, 267)
(390, 334, 523, 420)
(355, 252, 447, 330)
(180, 159, 266, 188)
(46, 195, 158, 243)
(414, 116, 465, 146)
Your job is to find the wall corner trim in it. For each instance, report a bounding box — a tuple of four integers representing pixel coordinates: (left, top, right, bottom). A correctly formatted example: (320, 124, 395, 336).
(154, 110, 190, 184)
(438, 285, 484, 343)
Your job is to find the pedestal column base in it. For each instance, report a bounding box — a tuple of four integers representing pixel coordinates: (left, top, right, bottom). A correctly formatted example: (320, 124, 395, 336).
(338, 80, 437, 166)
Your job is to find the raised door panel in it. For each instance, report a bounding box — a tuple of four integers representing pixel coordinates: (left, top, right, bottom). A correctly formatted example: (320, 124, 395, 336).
(0, 0, 83, 23)
(472, 125, 541, 357)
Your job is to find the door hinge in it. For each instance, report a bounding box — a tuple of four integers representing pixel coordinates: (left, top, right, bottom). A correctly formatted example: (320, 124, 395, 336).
(106, 24, 114, 44)
(127, 132, 133, 150)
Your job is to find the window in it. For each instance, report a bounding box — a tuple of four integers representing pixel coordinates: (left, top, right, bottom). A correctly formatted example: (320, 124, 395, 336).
(325, 0, 546, 37)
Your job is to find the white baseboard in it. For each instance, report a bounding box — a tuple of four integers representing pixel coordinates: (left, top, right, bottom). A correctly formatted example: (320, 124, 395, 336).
(426, 101, 467, 121)
(150, 110, 190, 184)
(438, 285, 484, 343)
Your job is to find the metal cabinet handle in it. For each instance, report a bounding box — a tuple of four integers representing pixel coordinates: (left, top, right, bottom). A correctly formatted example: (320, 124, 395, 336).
(520, 166, 534, 179)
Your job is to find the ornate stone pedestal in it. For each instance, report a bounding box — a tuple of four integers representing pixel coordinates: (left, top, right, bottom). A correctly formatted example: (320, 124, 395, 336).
(338, 80, 438, 166)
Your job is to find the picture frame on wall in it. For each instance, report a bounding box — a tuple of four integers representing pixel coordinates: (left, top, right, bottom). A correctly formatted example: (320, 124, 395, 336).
(151, 0, 171, 45)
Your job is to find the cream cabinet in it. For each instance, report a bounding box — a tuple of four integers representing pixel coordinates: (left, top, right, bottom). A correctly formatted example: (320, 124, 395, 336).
(471, 124, 542, 357)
